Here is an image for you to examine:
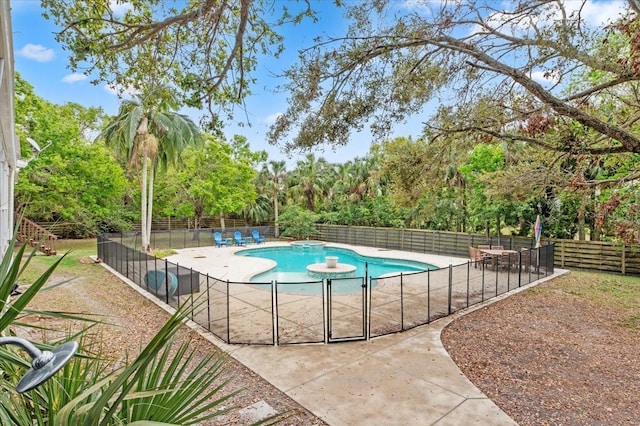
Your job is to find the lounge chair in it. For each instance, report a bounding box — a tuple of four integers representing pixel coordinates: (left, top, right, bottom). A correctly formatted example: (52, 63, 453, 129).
(233, 231, 246, 246)
(213, 232, 227, 247)
(251, 230, 266, 244)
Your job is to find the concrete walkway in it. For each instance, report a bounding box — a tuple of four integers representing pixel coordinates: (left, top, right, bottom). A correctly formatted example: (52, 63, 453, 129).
(114, 242, 565, 425)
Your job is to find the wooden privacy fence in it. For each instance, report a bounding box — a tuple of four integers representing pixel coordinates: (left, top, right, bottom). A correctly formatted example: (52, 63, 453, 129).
(553, 239, 640, 275)
(38, 219, 640, 275)
(315, 224, 640, 276)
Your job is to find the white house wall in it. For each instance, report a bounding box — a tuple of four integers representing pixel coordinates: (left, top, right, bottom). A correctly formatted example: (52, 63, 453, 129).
(0, 1, 17, 256)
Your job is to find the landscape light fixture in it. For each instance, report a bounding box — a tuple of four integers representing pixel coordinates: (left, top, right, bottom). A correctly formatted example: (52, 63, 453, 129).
(0, 336, 78, 393)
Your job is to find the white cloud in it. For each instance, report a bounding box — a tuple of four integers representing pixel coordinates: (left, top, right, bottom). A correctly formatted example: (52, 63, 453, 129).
(567, 0, 628, 27)
(530, 69, 561, 84)
(61, 73, 88, 83)
(264, 112, 283, 124)
(110, 0, 133, 17)
(104, 82, 138, 98)
(17, 44, 55, 62)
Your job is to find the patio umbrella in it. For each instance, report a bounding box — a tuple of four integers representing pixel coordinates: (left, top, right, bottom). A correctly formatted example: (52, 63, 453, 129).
(534, 215, 542, 248)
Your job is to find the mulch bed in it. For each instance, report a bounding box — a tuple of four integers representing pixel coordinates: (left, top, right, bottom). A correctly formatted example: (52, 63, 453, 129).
(441, 275, 640, 425)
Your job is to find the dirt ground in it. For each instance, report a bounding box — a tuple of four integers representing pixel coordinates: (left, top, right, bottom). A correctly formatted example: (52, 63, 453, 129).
(441, 271, 640, 426)
(20, 258, 327, 425)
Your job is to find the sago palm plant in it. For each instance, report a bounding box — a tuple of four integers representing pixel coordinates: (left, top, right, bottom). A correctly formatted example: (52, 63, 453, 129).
(0, 235, 242, 425)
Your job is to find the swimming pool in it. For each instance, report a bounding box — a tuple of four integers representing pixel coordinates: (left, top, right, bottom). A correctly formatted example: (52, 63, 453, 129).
(237, 245, 435, 282)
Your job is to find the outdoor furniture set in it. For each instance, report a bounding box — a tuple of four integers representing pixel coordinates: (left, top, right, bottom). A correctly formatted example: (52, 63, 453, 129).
(469, 245, 536, 271)
(213, 230, 266, 247)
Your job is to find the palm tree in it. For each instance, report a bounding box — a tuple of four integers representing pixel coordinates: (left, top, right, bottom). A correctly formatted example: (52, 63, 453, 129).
(261, 160, 288, 237)
(101, 90, 201, 252)
(291, 154, 329, 212)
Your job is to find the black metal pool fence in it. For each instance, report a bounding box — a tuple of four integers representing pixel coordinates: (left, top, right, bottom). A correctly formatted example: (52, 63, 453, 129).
(97, 231, 554, 345)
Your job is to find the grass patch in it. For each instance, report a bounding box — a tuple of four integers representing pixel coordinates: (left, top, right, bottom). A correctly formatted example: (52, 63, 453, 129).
(557, 271, 640, 308)
(547, 270, 640, 329)
(153, 249, 178, 258)
(16, 239, 97, 283)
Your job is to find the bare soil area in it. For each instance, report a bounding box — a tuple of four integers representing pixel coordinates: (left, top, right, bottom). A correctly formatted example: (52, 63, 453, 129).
(441, 271, 640, 426)
(21, 254, 326, 425)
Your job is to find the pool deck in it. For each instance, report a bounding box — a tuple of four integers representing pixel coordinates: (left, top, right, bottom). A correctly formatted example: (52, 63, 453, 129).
(136, 242, 567, 425)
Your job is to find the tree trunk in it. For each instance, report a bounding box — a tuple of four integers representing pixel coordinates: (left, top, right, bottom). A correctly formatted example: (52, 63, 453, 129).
(145, 159, 155, 253)
(219, 212, 225, 231)
(274, 195, 280, 238)
(140, 154, 149, 253)
(578, 209, 586, 240)
(592, 222, 602, 241)
(461, 185, 467, 233)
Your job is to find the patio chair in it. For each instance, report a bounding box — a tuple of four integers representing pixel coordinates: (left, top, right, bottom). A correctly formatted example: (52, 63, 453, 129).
(498, 251, 517, 271)
(520, 248, 537, 272)
(233, 231, 246, 246)
(469, 246, 492, 269)
(213, 232, 227, 248)
(251, 230, 266, 244)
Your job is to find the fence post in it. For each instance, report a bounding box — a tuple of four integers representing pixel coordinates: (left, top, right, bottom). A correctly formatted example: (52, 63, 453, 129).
(447, 264, 453, 315)
(400, 273, 404, 330)
(206, 274, 211, 331)
(226, 280, 230, 343)
(164, 259, 169, 305)
(427, 269, 431, 322)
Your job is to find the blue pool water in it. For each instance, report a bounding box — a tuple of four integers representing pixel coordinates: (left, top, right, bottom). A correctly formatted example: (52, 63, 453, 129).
(237, 245, 435, 283)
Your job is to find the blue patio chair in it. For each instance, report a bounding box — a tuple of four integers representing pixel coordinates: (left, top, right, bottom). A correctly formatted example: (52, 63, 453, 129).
(251, 230, 266, 244)
(233, 231, 246, 246)
(213, 231, 227, 247)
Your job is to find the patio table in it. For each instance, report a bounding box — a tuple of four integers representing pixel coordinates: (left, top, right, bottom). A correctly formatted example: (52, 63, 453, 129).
(479, 248, 518, 270)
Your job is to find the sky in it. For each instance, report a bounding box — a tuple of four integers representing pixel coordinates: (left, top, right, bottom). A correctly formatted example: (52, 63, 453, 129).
(9, 0, 628, 167)
(10, 0, 424, 167)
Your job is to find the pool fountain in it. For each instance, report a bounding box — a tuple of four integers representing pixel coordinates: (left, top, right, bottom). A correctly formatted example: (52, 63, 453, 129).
(306, 256, 356, 279)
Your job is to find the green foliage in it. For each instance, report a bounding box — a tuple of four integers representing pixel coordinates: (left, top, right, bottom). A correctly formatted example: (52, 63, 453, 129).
(279, 206, 319, 239)
(14, 73, 105, 159)
(49, 319, 237, 425)
(15, 139, 130, 237)
(154, 135, 258, 228)
(288, 153, 331, 212)
(13, 74, 129, 237)
(0, 237, 239, 425)
(321, 197, 406, 228)
(42, 0, 315, 129)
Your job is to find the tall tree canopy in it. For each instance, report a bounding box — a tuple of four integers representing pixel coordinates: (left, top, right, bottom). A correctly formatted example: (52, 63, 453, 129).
(42, 0, 315, 129)
(268, 1, 640, 164)
(155, 135, 259, 230)
(100, 91, 202, 252)
(14, 74, 128, 236)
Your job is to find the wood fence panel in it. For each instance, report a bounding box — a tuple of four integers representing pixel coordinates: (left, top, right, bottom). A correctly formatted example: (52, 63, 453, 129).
(315, 224, 640, 275)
